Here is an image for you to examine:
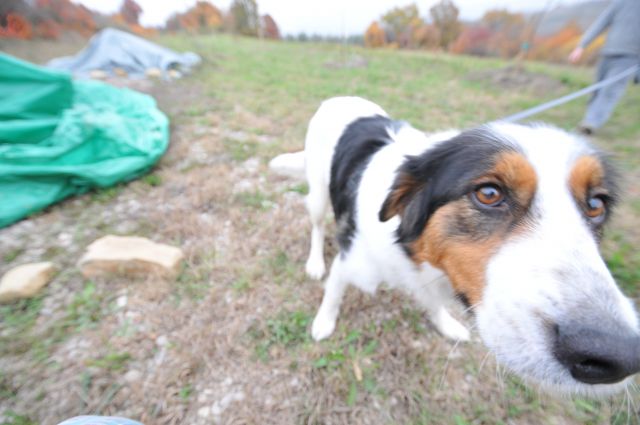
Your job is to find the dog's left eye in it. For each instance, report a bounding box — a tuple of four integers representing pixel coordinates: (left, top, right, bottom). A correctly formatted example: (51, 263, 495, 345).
(473, 184, 504, 207)
(586, 195, 607, 223)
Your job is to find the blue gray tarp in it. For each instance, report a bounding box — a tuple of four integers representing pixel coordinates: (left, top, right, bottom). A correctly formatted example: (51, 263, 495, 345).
(47, 28, 200, 79)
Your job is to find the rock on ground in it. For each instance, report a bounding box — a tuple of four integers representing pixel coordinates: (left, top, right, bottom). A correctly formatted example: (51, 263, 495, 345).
(0, 262, 56, 302)
(78, 235, 184, 278)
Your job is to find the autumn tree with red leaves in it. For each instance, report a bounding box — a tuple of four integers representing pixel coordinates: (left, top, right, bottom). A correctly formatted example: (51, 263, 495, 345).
(0, 13, 33, 39)
(450, 26, 492, 55)
(261, 14, 280, 39)
(481, 9, 526, 58)
(412, 23, 440, 49)
(167, 1, 223, 33)
(529, 21, 586, 63)
(120, 0, 142, 26)
(35, 0, 96, 36)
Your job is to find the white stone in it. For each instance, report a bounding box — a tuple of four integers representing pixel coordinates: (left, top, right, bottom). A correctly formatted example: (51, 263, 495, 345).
(124, 369, 142, 383)
(57, 232, 73, 247)
(78, 235, 184, 278)
(197, 406, 210, 418)
(210, 403, 222, 416)
(116, 295, 128, 308)
(0, 262, 56, 303)
(145, 67, 162, 78)
(89, 69, 108, 80)
(168, 69, 182, 79)
(219, 391, 245, 409)
(113, 67, 128, 77)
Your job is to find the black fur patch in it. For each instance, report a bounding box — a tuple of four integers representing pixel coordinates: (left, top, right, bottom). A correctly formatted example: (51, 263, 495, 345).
(330, 115, 399, 252)
(380, 128, 517, 248)
(455, 292, 472, 311)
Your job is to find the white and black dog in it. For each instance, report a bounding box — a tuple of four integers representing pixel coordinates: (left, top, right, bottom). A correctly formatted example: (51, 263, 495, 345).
(271, 96, 640, 396)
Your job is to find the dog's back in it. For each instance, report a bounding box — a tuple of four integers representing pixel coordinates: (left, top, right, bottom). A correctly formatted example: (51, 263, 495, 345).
(304, 97, 387, 194)
(303, 97, 387, 279)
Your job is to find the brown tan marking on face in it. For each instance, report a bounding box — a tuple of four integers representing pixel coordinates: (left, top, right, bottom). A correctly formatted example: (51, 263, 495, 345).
(568, 155, 604, 203)
(487, 151, 537, 207)
(411, 202, 501, 305)
(409, 152, 537, 305)
(379, 174, 422, 221)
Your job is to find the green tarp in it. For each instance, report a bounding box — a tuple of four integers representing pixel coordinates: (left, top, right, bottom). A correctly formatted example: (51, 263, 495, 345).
(0, 53, 169, 228)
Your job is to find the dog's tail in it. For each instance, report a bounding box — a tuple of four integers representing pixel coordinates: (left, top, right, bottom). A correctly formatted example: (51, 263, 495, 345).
(268, 150, 306, 180)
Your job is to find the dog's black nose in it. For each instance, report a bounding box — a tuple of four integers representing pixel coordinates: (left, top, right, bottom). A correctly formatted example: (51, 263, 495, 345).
(553, 324, 640, 384)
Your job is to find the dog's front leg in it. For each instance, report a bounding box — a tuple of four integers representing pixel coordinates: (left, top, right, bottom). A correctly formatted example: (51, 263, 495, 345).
(410, 277, 470, 341)
(311, 256, 348, 341)
(305, 185, 329, 280)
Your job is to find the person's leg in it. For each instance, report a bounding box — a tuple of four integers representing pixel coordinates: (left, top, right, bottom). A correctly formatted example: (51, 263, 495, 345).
(582, 56, 636, 130)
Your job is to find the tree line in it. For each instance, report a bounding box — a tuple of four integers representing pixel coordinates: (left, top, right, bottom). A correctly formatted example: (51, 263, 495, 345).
(363, 0, 603, 64)
(0, 0, 281, 40)
(1, 0, 601, 64)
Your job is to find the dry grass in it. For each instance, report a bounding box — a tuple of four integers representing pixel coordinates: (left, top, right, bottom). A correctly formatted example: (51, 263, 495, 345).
(1, 34, 639, 424)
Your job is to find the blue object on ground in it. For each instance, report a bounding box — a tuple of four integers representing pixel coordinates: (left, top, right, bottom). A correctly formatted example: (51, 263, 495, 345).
(57, 416, 143, 425)
(47, 28, 200, 79)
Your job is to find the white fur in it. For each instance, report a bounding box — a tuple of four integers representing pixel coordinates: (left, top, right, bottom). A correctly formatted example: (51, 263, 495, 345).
(476, 123, 639, 396)
(304, 97, 388, 280)
(268, 151, 306, 180)
(298, 97, 639, 396)
(304, 97, 468, 341)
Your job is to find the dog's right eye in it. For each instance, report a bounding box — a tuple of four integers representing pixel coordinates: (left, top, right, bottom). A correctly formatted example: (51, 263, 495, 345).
(586, 195, 607, 224)
(473, 184, 504, 208)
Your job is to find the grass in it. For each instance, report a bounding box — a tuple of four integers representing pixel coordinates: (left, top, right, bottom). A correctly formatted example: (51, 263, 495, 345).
(606, 233, 640, 294)
(90, 185, 124, 203)
(65, 282, 104, 330)
(142, 173, 163, 187)
(286, 182, 309, 195)
(1, 411, 37, 425)
(178, 384, 193, 401)
(252, 310, 312, 361)
(312, 328, 381, 406)
(263, 250, 300, 285)
(86, 352, 132, 372)
(0, 281, 106, 361)
(222, 137, 259, 162)
(174, 267, 211, 301)
(2, 248, 23, 263)
(235, 190, 274, 211)
(1, 33, 639, 424)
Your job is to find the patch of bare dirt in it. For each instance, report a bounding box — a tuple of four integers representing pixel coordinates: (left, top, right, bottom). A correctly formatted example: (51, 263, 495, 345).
(324, 55, 368, 70)
(467, 65, 566, 94)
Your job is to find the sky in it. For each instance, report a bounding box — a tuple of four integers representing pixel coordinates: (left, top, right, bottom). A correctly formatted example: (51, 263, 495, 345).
(74, 0, 588, 35)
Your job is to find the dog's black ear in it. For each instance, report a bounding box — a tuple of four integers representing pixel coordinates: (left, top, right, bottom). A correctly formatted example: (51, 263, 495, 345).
(379, 171, 423, 222)
(379, 164, 440, 245)
(379, 128, 509, 244)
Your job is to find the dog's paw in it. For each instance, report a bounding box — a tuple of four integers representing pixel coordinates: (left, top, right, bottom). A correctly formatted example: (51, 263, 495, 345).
(305, 257, 326, 280)
(311, 312, 336, 341)
(434, 310, 470, 342)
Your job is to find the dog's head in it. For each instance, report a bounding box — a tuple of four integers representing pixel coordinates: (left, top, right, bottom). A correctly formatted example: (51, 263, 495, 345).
(380, 123, 640, 396)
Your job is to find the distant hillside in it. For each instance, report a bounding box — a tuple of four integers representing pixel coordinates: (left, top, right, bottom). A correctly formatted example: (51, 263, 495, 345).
(530, 0, 609, 36)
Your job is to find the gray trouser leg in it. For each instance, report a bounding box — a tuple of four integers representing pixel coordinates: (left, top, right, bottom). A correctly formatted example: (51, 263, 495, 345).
(582, 55, 637, 129)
